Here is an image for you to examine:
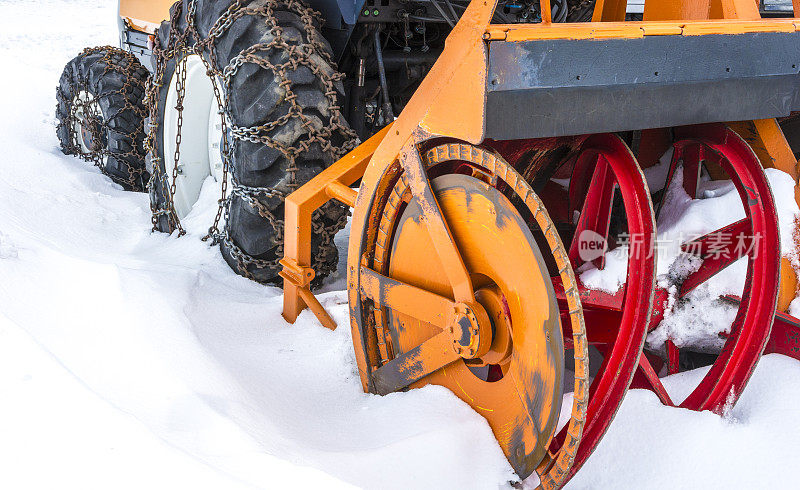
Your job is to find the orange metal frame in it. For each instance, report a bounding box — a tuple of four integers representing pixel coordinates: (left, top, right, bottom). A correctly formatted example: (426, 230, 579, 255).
(278, 0, 800, 328)
(281, 124, 393, 329)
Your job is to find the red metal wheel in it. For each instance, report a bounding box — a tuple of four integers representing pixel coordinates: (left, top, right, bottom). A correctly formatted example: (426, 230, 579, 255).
(633, 124, 781, 411)
(541, 133, 656, 478)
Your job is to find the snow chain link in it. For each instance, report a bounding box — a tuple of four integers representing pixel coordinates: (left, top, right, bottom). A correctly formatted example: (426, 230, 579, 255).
(144, 0, 358, 282)
(57, 46, 149, 191)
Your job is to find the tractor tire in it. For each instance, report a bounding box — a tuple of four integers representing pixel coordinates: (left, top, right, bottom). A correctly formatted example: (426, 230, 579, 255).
(56, 46, 150, 191)
(149, 0, 356, 285)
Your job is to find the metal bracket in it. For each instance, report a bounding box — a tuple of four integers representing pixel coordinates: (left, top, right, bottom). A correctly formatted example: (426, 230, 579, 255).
(278, 257, 338, 330)
(281, 124, 393, 330)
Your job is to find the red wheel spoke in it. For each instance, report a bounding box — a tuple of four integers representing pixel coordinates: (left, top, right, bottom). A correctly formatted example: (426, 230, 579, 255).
(655, 145, 682, 220)
(656, 143, 703, 220)
(554, 275, 625, 344)
(637, 354, 674, 406)
(666, 340, 680, 375)
(680, 218, 752, 257)
(681, 145, 703, 199)
(561, 307, 622, 346)
(679, 218, 752, 296)
(569, 155, 617, 270)
(552, 275, 624, 312)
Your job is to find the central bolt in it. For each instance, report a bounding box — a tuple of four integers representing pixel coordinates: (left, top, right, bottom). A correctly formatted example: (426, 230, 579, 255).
(449, 302, 492, 359)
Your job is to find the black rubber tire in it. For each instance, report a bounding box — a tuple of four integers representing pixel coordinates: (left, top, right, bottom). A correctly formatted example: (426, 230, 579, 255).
(150, 0, 355, 285)
(56, 46, 150, 191)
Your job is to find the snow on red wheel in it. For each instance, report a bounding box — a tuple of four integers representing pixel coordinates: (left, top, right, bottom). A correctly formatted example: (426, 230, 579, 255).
(633, 124, 781, 412)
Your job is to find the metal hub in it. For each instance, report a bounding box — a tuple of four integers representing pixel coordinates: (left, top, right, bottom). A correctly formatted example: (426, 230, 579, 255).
(164, 53, 226, 219)
(71, 90, 106, 158)
(473, 285, 514, 367)
(79, 116, 104, 152)
(448, 301, 492, 359)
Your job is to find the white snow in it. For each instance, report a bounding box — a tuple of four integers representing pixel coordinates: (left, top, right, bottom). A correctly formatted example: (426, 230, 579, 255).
(0, 2, 513, 489)
(1, 1, 800, 489)
(648, 162, 800, 350)
(580, 147, 800, 350)
(567, 354, 800, 489)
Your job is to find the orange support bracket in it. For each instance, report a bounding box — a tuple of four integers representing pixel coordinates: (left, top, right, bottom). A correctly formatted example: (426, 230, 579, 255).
(281, 123, 393, 329)
(593, 0, 628, 21)
(539, 0, 552, 24)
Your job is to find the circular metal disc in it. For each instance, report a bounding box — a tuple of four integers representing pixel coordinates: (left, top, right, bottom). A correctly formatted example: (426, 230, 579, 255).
(387, 174, 564, 478)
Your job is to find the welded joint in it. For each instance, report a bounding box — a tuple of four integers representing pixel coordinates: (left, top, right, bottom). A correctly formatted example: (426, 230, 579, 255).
(483, 27, 507, 41)
(279, 258, 337, 330)
(278, 257, 315, 288)
(324, 180, 358, 208)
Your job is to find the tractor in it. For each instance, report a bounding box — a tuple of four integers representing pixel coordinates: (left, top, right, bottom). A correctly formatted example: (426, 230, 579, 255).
(56, 0, 800, 487)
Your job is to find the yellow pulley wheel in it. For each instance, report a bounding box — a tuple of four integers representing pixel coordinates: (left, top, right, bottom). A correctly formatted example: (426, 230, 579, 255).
(388, 174, 563, 474)
(349, 142, 589, 488)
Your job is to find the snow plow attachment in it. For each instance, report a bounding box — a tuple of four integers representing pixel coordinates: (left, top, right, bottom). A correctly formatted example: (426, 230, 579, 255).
(282, 0, 800, 486)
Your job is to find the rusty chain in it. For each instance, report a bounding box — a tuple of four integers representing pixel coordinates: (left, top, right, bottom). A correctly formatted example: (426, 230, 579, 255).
(145, 0, 357, 283)
(57, 46, 149, 191)
(169, 54, 187, 234)
(201, 56, 232, 241)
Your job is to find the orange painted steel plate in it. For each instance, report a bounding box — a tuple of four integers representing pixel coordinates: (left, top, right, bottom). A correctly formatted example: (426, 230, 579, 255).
(485, 19, 800, 42)
(387, 174, 563, 478)
(119, 0, 174, 33)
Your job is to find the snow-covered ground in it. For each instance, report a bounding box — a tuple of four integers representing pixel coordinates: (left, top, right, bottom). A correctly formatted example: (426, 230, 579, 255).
(1, 1, 800, 489)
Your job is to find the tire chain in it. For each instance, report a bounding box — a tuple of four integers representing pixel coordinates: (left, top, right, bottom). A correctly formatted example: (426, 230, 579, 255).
(57, 46, 150, 191)
(145, 0, 358, 283)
